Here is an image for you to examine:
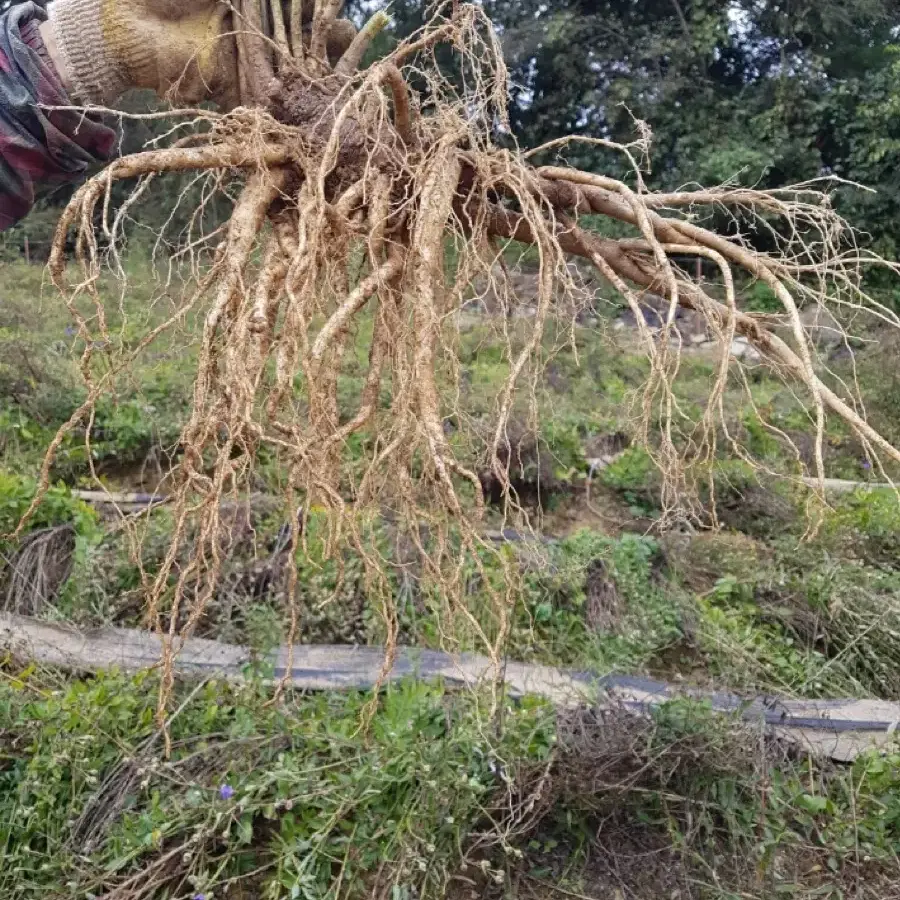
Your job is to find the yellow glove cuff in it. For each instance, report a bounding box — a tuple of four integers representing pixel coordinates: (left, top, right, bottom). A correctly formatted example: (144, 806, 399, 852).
(48, 0, 130, 105)
(49, 0, 229, 106)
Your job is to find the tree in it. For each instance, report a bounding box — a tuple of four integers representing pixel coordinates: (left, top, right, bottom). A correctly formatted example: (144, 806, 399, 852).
(346, 0, 900, 247)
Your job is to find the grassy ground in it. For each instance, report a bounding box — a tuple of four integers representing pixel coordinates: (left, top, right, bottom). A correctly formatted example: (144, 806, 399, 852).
(2, 254, 900, 897)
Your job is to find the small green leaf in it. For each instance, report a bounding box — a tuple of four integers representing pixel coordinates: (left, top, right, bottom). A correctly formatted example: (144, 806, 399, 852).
(798, 794, 828, 814)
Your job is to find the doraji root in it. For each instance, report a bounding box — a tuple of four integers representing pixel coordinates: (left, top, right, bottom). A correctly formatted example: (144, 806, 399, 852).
(36, 2, 900, 724)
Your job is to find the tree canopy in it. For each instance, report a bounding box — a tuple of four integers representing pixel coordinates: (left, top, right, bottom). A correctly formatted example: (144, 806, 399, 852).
(346, 0, 900, 253)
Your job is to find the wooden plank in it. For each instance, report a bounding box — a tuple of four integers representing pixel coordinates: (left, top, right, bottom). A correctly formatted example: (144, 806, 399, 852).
(72, 490, 168, 506)
(1, 613, 897, 761)
(800, 477, 894, 494)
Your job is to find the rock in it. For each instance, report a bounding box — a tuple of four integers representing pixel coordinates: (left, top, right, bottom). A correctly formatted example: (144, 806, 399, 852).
(730, 337, 762, 363)
(464, 273, 520, 315)
(616, 293, 669, 330)
(614, 293, 708, 343)
(798, 304, 845, 351)
(467, 262, 599, 317)
(679, 309, 709, 344)
(583, 432, 631, 462)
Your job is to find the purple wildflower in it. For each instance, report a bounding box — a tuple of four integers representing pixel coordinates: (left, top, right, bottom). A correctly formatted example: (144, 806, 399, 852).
(862, 459, 873, 471)
(219, 784, 235, 801)
(193, 895, 206, 900)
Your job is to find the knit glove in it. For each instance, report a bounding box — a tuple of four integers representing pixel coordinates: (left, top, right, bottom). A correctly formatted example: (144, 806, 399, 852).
(47, 0, 239, 107)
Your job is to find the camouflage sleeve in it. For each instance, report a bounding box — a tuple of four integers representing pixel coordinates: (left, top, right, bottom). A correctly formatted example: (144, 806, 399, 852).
(0, 1, 116, 231)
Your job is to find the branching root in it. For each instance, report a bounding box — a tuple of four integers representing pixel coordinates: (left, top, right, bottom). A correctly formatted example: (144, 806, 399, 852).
(35, 1, 900, 724)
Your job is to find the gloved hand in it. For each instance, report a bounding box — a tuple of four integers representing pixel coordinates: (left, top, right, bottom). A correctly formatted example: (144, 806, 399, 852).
(46, 0, 239, 107)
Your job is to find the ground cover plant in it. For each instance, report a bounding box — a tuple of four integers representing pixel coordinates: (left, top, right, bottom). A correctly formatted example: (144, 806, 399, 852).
(3, 1, 900, 897)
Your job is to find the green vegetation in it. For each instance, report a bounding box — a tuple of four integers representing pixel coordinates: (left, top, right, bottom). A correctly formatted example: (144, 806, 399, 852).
(2, 671, 899, 899)
(343, 0, 900, 259)
(520, 700, 900, 899)
(2, 246, 899, 895)
(0, 671, 554, 899)
(4, 1, 900, 888)
(2, 254, 898, 689)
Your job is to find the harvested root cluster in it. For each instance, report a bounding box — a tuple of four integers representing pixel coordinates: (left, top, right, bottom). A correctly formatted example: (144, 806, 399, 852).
(28, 2, 900, 717)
